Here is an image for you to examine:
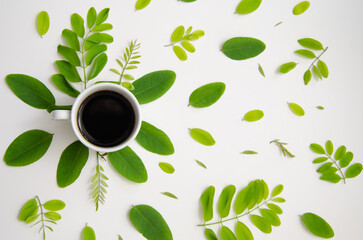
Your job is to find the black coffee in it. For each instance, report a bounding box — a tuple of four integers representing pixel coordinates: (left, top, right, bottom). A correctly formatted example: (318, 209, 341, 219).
(77, 90, 135, 147)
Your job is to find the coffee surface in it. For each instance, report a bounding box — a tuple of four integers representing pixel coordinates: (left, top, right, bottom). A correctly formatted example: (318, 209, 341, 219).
(78, 90, 135, 147)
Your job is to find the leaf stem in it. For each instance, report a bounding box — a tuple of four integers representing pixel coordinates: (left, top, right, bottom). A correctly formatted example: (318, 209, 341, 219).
(80, 26, 95, 89)
(307, 47, 328, 71)
(325, 154, 346, 184)
(35, 196, 46, 240)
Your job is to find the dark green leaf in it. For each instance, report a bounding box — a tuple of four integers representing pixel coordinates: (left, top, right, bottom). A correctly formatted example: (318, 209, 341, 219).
(108, 147, 148, 183)
(295, 49, 316, 58)
(43, 200, 66, 211)
(44, 212, 61, 221)
(92, 23, 113, 32)
(220, 226, 237, 240)
(171, 25, 185, 42)
(173, 45, 187, 61)
(87, 7, 97, 29)
(222, 37, 265, 60)
(304, 69, 312, 85)
(189, 82, 226, 108)
(261, 179, 269, 200)
(250, 215, 272, 233)
(37, 11, 50, 37)
(293, 1, 310, 15)
(51, 74, 80, 98)
(161, 192, 178, 199)
(195, 160, 207, 169)
(135, 0, 152, 10)
(261, 208, 281, 226)
(71, 13, 85, 38)
(236, 0, 263, 15)
(325, 140, 334, 155)
(258, 63, 265, 77)
(205, 228, 218, 240)
(57, 45, 81, 66)
(82, 225, 96, 240)
(181, 41, 195, 53)
(236, 221, 253, 240)
(88, 53, 108, 80)
(320, 173, 341, 183)
(19, 198, 38, 222)
(279, 62, 297, 73)
(271, 185, 283, 197)
(95, 8, 110, 26)
(4, 130, 53, 166)
(56, 60, 82, 82)
(301, 212, 334, 238)
(136, 121, 174, 155)
(218, 185, 236, 219)
(62, 29, 80, 51)
(234, 186, 252, 214)
(131, 70, 176, 104)
(298, 38, 323, 50)
(340, 152, 353, 168)
(267, 203, 283, 214)
(346, 163, 363, 178)
(317, 60, 329, 78)
(313, 157, 328, 164)
(129, 205, 173, 240)
(159, 162, 175, 174)
(242, 110, 264, 122)
(334, 146, 346, 160)
(288, 102, 305, 116)
(201, 186, 215, 222)
(189, 128, 215, 146)
(57, 141, 89, 188)
(310, 143, 326, 154)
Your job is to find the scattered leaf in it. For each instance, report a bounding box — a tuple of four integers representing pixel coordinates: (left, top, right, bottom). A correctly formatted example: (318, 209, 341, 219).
(316, 106, 325, 110)
(301, 213, 334, 238)
(189, 82, 226, 108)
(236, 0, 263, 15)
(37, 11, 50, 37)
(82, 224, 96, 240)
(159, 162, 175, 174)
(195, 160, 207, 169)
(241, 150, 258, 155)
(288, 102, 305, 116)
(242, 109, 264, 122)
(189, 128, 216, 146)
(258, 64, 265, 77)
(293, 1, 310, 15)
(161, 192, 178, 199)
(135, 0, 152, 10)
(222, 37, 266, 60)
(298, 38, 323, 50)
(279, 62, 297, 73)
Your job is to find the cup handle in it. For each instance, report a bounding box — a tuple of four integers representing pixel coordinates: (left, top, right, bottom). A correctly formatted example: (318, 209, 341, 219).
(51, 110, 71, 121)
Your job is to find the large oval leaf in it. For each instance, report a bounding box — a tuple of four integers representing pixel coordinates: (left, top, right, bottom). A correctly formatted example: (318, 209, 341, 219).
(43, 200, 66, 211)
(218, 185, 236, 219)
(51, 74, 80, 98)
(189, 82, 226, 108)
(108, 147, 147, 183)
(136, 121, 174, 155)
(236, 221, 254, 240)
(242, 110, 264, 122)
(82, 225, 96, 240)
(4, 130, 53, 166)
(56, 60, 82, 82)
(346, 163, 363, 178)
(201, 186, 215, 222)
(88, 53, 108, 80)
(56, 141, 89, 188)
(6, 74, 55, 109)
(301, 212, 334, 238)
(293, 1, 310, 15)
(189, 128, 215, 146)
(129, 205, 173, 240)
(288, 102, 305, 116)
(222, 37, 265, 60)
(250, 215, 272, 233)
(19, 198, 38, 222)
(131, 70, 176, 104)
(236, 0, 262, 15)
(220, 226, 237, 240)
(37, 11, 50, 37)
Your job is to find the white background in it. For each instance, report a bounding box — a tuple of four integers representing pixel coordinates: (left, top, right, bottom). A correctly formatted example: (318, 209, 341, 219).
(0, 0, 363, 239)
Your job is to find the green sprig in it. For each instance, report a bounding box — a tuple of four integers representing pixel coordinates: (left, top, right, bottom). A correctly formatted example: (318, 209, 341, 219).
(270, 139, 295, 158)
(91, 152, 109, 211)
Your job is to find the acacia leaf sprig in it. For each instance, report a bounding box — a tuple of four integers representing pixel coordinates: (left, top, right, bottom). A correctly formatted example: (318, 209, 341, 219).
(270, 139, 295, 158)
(91, 152, 109, 211)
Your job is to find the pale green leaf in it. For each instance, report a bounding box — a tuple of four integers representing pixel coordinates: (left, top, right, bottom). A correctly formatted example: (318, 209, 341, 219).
(19, 198, 38, 222)
(195, 160, 207, 169)
(288, 102, 305, 116)
(171, 25, 185, 42)
(279, 62, 297, 73)
(260, 208, 281, 226)
(298, 38, 323, 50)
(82, 225, 96, 240)
(44, 212, 61, 221)
(135, 0, 152, 10)
(220, 226, 237, 240)
(293, 1, 311, 15)
(189, 128, 216, 146)
(87, 7, 97, 29)
(57, 45, 81, 66)
(242, 109, 264, 122)
(346, 163, 363, 178)
(218, 185, 236, 219)
(325, 140, 334, 155)
(71, 13, 85, 38)
(43, 200, 66, 211)
(295, 49, 316, 59)
(181, 40, 196, 53)
(88, 53, 108, 80)
(310, 143, 326, 154)
(201, 186, 215, 222)
(241, 150, 258, 154)
(37, 11, 50, 37)
(258, 63, 265, 77)
(236, 0, 263, 15)
(250, 215, 272, 233)
(159, 162, 175, 174)
(236, 221, 254, 240)
(317, 60, 329, 78)
(56, 60, 82, 82)
(161, 192, 178, 199)
(304, 69, 312, 85)
(271, 184, 283, 197)
(173, 45, 187, 61)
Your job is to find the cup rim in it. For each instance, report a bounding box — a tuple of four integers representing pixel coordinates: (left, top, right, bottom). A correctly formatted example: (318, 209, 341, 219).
(71, 83, 141, 153)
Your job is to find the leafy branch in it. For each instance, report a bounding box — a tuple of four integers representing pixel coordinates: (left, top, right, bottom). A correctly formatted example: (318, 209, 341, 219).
(91, 152, 109, 211)
(270, 139, 295, 158)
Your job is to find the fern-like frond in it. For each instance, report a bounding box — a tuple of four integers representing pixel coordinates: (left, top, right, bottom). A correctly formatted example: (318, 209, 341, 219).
(91, 152, 109, 211)
(270, 139, 295, 158)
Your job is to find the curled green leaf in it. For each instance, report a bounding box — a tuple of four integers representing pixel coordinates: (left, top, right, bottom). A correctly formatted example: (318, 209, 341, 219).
(301, 212, 334, 238)
(279, 62, 297, 73)
(189, 128, 216, 146)
(189, 82, 226, 108)
(288, 102, 305, 116)
(242, 109, 264, 122)
(293, 1, 310, 15)
(37, 11, 50, 37)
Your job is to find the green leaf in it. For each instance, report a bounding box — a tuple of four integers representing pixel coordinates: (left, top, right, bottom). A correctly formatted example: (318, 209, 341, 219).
(92, 23, 113, 31)
(95, 8, 110, 26)
(87, 7, 97, 29)
(87, 33, 113, 43)
(271, 184, 283, 197)
(71, 13, 85, 38)
(346, 163, 363, 178)
(222, 37, 265, 60)
(19, 198, 38, 222)
(86, 44, 107, 66)
(293, 1, 310, 15)
(258, 63, 265, 77)
(313, 65, 322, 79)
(218, 185, 236, 219)
(304, 69, 312, 85)
(260, 209, 281, 226)
(242, 110, 264, 122)
(171, 25, 185, 42)
(37, 11, 50, 37)
(57, 141, 89, 188)
(43, 200, 66, 211)
(195, 160, 207, 169)
(25, 214, 39, 224)
(108, 146, 148, 183)
(317, 163, 334, 173)
(334, 146, 346, 160)
(221, 226, 237, 240)
(301, 212, 334, 238)
(241, 150, 258, 154)
(317, 106, 325, 110)
(236, 221, 253, 240)
(129, 205, 173, 240)
(4, 130, 53, 166)
(44, 212, 61, 221)
(173, 45, 187, 61)
(201, 186, 215, 222)
(317, 60, 329, 78)
(313, 157, 328, 164)
(82, 225, 96, 240)
(122, 82, 135, 90)
(340, 152, 353, 168)
(135, 0, 152, 10)
(189, 128, 215, 146)
(6, 74, 55, 109)
(118, 235, 123, 240)
(62, 29, 80, 51)
(189, 82, 226, 108)
(325, 140, 334, 155)
(272, 197, 286, 203)
(136, 121, 175, 155)
(298, 38, 323, 50)
(55, 60, 82, 82)
(310, 143, 326, 154)
(161, 192, 178, 199)
(234, 186, 252, 214)
(250, 215, 272, 233)
(279, 62, 297, 73)
(131, 70, 176, 104)
(159, 162, 175, 174)
(320, 173, 341, 183)
(295, 49, 316, 58)
(261, 179, 269, 200)
(88, 53, 108, 80)
(51, 74, 80, 98)
(267, 203, 283, 214)
(57, 45, 81, 66)
(236, 0, 263, 15)
(205, 228, 218, 240)
(288, 102, 305, 116)
(181, 41, 196, 53)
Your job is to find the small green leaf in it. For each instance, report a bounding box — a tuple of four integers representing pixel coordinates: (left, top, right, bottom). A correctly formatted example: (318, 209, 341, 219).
(250, 215, 272, 233)
(181, 41, 196, 53)
(288, 102, 305, 116)
(310, 143, 326, 154)
(92, 23, 113, 31)
(236, 0, 263, 15)
(205, 228, 218, 240)
(317, 162, 333, 174)
(298, 38, 323, 50)
(195, 160, 207, 169)
(87, 7, 97, 29)
(87, 33, 113, 43)
(241, 150, 258, 154)
(161, 192, 178, 199)
(279, 62, 297, 73)
(267, 203, 283, 214)
(88, 53, 108, 80)
(95, 8, 110, 26)
(334, 146, 346, 160)
(320, 173, 341, 183)
(272, 197, 286, 203)
(325, 140, 334, 155)
(340, 152, 353, 168)
(218, 185, 236, 219)
(271, 184, 283, 197)
(44, 212, 61, 221)
(71, 13, 85, 38)
(313, 157, 328, 164)
(19, 198, 38, 222)
(62, 29, 80, 51)
(274, 21, 283, 27)
(124, 74, 135, 80)
(57, 45, 81, 66)
(57, 141, 89, 188)
(173, 45, 187, 61)
(82, 225, 96, 240)
(304, 69, 312, 85)
(51, 74, 80, 98)
(4, 130, 53, 166)
(258, 63, 265, 77)
(295, 49, 316, 58)
(56, 60, 82, 82)
(122, 82, 135, 90)
(346, 163, 363, 178)
(108, 147, 148, 183)
(37, 11, 50, 37)
(222, 37, 266, 60)
(86, 44, 107, 66)
(43, 200, 66, 211)
(118, 235, 123, 240)
(135, 0, 152, 10)
(293, 1, 310, 15)
(236, 221, 254, 240)
(136, 121, 175, 155)
(131, 70, 176, 104)
(220, 226, 237, 240)
(301, 212, 334, 238)
(313, 65, 322, 79)
(25, 214, 39, 224)
(260, 208, 281, 226)
(159, 162, 175, 174)
(234, 186, 252, 214)
(189, 82, 226, 108)
(129, 205, 173, 240)
(186, 30, 205, 40)
(242, 109, 264, 122)
(201, 186, 215, 222)
(317, 60, 329, 78)
(171, 25, 185, 42)
(316, 106, 325, 110)
(189, 128, 216, 146)
(5, 74, 55, 109)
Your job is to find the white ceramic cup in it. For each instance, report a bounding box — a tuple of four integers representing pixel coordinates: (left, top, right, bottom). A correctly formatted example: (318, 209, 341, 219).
(51, 83, 141, 152)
